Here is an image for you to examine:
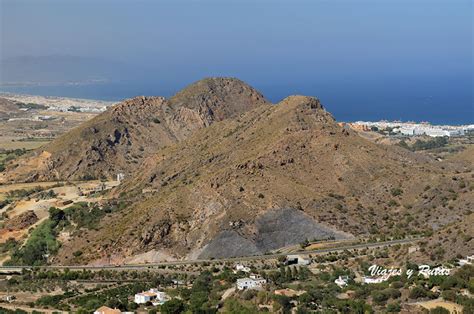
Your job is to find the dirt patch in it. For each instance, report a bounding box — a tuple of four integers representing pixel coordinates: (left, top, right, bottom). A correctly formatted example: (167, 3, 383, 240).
(416, 299, 463, 313)
(3, 210, 38, 231)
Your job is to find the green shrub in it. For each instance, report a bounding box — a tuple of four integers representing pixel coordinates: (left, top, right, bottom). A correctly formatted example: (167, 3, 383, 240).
(391, 188, 403, 197)
(409, 286, 427, 299)
(429, 307, 449, 314)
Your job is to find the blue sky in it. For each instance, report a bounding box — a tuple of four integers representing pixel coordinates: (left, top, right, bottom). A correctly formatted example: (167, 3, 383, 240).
(1, 0, 472, 123)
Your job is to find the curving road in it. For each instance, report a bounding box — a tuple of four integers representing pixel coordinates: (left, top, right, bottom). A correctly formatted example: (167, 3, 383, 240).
(0, 237, 422, 272)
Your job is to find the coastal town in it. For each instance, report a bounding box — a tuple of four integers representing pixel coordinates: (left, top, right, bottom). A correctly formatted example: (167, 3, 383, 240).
(347, 121, 473, 138)
(0, 93, 114, 114)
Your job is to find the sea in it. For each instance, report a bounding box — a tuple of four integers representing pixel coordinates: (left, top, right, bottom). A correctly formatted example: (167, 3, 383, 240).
(1, 79, 472, 125)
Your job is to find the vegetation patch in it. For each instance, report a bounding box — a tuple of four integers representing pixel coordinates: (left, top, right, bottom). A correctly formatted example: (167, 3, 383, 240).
(398, 137, 449, 151)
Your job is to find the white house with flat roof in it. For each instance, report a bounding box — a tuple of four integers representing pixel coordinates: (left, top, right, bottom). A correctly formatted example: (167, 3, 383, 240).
(236, 274, 267, 290)
(134, 289, 168, 304)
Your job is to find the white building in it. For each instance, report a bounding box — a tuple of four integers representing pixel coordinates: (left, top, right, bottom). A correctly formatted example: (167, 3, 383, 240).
(234, 264, 251, 273)
(117, 173, 125, 182)
(236, 274, 267, 290)
(459, 255, 474, 266)
(400, 127, 415, 136)
(134, 289, 168, 305)
(335, 275, 349, 288)
(354, 120, 471, 138)
(286, 255, 311, 266)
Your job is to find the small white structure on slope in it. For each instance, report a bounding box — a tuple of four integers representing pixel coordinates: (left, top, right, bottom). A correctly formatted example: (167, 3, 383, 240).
(134, 288, 168, 305)
(335, 275, 349, 288)
(234, 264, 251, 273)
(117, 172, 125, 183)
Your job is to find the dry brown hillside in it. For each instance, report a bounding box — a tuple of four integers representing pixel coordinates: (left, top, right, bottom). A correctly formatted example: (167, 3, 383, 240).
(0, 78, 269, 182)
(53, 95, 473, 265)
(0, 98, 22, 119)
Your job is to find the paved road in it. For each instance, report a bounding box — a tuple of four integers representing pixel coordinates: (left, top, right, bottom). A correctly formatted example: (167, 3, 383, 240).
(0, 238, 421, 272)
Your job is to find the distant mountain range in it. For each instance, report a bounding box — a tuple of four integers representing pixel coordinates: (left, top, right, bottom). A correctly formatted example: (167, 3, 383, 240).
(0, 55, 128, 87)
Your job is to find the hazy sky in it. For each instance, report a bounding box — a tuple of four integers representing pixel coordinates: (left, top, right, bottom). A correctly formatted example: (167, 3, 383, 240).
(1, 0, 473, 123)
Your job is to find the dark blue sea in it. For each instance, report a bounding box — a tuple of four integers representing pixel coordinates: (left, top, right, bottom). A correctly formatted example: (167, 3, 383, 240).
(1, 77, 472, 125)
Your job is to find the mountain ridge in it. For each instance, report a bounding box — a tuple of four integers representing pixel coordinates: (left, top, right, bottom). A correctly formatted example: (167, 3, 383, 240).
(52, 93, 472, 264)
(1, 78, 472, 265)
(0, 77, 270, 182)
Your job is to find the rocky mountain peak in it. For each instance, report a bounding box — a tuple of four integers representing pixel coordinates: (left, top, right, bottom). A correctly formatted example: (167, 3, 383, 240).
(170, 77, 270, 121)
(279, 95, 323, 110)
(110, 96, 167, 116)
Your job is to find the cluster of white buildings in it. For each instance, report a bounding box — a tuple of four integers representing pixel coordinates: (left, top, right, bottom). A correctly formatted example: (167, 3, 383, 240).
(1, 92, 114, 112)
(41, 105, 107, 113)
(236, 274, 267, 290)
(397, 126, 465, 137)
(134, 288, 169, 306)
(234, 263, 267, 290)
(352, 121, 473, 137)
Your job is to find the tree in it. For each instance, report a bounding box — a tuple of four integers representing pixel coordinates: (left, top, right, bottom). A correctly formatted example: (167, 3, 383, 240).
(409, 286, 427, 299)
(242, 289, 257, 300)
(441, 290, 456, 302)
(161, 299, 185, 314)
(223, 298, 258, 314)
(429, 307, 449, 314)
(371, 290, 389, 304)
(48, 207, 65, 227)
(273, 295, 291, 314)
(189, 291, 209, 313)
(298, 266, 310, 280)
(300, 238, 309, 248)
(387, 302, 401, 313)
